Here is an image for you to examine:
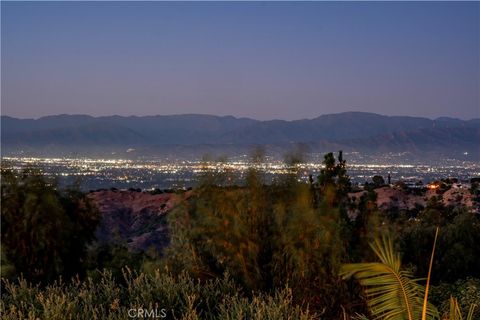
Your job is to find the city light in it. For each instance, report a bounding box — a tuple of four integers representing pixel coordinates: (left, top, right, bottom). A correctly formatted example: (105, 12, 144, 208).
(2, 155, 478, 191)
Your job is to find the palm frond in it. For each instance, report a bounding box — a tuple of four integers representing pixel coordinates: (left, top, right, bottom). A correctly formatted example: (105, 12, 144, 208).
(465, 303, 477, 320)
(422, 227, 439, 320)
(352, 313, 371, 320)
(449, 297, 463, 320)
(449, 296, 478, 320)
(340, 234, 438, 320)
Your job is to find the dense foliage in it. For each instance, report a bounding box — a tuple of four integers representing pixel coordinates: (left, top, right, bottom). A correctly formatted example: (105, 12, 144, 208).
(159, 152, 364, 317)
(1, 168, 100, 283)
(1, 270, 314, 320)
(1, 153, 479, 319)
(430, 278, 480, 318)
(398, 197, 480, 284)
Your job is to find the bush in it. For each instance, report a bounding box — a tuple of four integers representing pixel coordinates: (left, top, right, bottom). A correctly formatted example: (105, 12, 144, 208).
(1, 168, 100, 283)
(0, 270, 316, 320)
(430, 278, 480, 319)
(399, 207, 480, 283)
(160, 166, 355, 317)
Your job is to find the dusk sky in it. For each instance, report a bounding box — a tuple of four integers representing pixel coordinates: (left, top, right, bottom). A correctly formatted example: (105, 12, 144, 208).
(2, 1, 479, 120)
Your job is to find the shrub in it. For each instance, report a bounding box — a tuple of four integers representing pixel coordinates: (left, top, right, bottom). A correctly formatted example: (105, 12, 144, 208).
(1, 168, 100, 283)
(430, 278, 480, 319)
(0, 270, 316, 320)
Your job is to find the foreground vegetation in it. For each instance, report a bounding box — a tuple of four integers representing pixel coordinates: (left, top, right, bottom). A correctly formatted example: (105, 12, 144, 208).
(1, 270, 315, 320)
(1, 152, 479, 319)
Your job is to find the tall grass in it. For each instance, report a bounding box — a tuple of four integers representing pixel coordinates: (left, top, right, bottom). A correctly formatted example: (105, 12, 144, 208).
(1, 269, 316, 320)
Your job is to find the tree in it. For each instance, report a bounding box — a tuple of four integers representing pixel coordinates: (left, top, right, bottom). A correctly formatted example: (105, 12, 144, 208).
(162, 157, 353, 317)
(1, 168, 100, 283)
(316, 151, 351, 208)
(372, 175, 385, 188)
(399, 200, 480, 283)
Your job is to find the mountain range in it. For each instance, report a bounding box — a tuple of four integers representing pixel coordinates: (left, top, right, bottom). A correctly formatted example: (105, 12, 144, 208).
(2, 112, 479, 160)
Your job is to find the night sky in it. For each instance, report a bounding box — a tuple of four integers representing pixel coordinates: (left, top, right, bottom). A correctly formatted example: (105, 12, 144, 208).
(2, 1, 479, 120)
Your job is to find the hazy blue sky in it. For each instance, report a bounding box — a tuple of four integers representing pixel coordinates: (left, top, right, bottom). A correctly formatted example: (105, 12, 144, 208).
(2, 1, 479, 120)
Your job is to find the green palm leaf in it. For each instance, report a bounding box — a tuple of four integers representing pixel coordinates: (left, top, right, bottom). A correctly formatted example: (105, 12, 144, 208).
(340, 235, 439, 320)
(448, 297, 477, 320)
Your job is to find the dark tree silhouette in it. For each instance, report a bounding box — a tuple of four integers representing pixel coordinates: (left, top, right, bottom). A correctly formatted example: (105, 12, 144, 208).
(1, 168, 100, 283)
(372, 175, 385, 187)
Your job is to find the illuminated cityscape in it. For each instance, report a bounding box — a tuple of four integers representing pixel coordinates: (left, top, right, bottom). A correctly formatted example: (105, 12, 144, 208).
(3, 154, 478, 191)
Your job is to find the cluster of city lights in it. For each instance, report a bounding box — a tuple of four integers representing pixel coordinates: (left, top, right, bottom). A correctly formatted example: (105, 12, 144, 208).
(2, 156, 479, 190)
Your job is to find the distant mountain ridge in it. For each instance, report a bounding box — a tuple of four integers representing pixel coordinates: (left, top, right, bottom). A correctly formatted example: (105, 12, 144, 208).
(2, 112, 479, 160)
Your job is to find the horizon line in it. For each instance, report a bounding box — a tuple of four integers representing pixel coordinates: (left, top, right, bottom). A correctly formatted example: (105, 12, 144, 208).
(2, 111, 478, 122)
